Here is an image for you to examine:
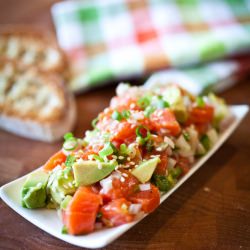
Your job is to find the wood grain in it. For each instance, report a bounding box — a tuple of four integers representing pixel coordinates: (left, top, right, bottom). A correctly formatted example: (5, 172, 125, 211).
(0, 1, 250, 249)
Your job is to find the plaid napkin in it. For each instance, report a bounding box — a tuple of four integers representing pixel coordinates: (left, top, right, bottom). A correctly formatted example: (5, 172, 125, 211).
(52, 0, 250, 93)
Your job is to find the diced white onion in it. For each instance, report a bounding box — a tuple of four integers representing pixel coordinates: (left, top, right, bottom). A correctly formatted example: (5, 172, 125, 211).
(168, 158, 177, 168)
(164, 136, 175, 149)
(62, 148, 71, 156)
(100, 176, 113, 194)
(129, 204, 142, 214)
(196, 142, 206, 155)
(139, 183, 151, 191)
(175, 135, 192, 157)
(207, 128, 218, 146)
(116, 83, 130, 96)
(112, 171, 122, 179)
(131, 111, 144, 121)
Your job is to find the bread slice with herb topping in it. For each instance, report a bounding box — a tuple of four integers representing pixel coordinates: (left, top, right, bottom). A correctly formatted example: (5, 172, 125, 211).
(0, 59, 76, 142)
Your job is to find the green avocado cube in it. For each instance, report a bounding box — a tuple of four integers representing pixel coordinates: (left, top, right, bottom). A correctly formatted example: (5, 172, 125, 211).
(72, 160, 117, 186)
(131, 157, 159, 183)
(47, 168, 76, 206)
(21, 170, 49, 209)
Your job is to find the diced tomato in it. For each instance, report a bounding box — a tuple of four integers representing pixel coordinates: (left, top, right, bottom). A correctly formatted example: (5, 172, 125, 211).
(188, 105, 214, 124)
(63, 187, 102, 235)
(195, 123, 209, 135)
(101, 198, 134, 227)
(78, 145, 104, 160)
(176, 156, 190, 175)
(150, 109, 181, 136)
(103, 170, 139, 202)
(43, 151, 66, 172)
(129, 184, 160, 213)
(155, 152, 168, 175)
(110, 96, 141, 111)
(111, 122, 136, 145)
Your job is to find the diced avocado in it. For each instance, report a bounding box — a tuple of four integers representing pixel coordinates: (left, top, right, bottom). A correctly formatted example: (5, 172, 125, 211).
(60, 195, 72, 210)
(21, 170, 49, 209)
(174, 108, 188, 123)
(162, 86, 187, 123)
(152, 174, 171, 192)
(72, 160, 117, 186)
(47, 168, 76, 206)
(131, 157, 159, 183)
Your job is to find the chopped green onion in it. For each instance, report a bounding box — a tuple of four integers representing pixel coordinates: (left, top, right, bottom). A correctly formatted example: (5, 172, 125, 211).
(120, 143, 128, 155)
(64, 132, 74, 141)
(136, 125, 151, 145)
(183, 132, 190, 141)
(92, 154, 104, 162)
(144, 106, 156, 118)
(121, 110, 130, 119)
(92, 117, 99, 129)
(112, 110, 130, 121)
(99, 142, 114, 158)
(169, 167, 182, 179)
(61, 226, 68, 234)
(200, 134, 210, 150)
(157, 98, 170, 108)
(65, 155, 76, 168)
(146, 139, 154, 152)
(196, 96, 205, 107)
(152, 174, 171, 192)
(63, 138, 78, 151)
(96, 212, 102, 219)
(137, 95, 151, 109)
(112, 110, 123, 121)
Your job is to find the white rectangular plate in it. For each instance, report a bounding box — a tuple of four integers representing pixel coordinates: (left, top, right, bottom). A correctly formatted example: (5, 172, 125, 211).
(0, 105, 248, 248)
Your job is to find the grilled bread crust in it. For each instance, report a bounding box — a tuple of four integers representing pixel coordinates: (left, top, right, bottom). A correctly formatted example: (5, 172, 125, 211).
(0, 27, 76, 142)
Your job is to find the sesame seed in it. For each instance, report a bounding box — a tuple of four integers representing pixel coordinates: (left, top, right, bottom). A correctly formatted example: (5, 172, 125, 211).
(127, 157, 131, 161)
(122, 173, 128, 177)
(156, 147, 162, 152)
(118, 156, 124, 160)
(158, 110, 163, 116)
(129, 162, 135, 165)
(130, 103, 135, 109)
(112, 155, 118, 159)
(120, 177, 125, 182)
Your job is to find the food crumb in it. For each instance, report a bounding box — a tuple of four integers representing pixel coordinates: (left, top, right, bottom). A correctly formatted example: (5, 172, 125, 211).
(203, 187, 211, 192)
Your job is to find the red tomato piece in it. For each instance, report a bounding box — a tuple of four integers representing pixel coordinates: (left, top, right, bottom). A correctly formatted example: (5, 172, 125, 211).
(150, 109, 181, 136)
(110, 96, 141, 111)
(43, 151, 66, 172)
(155, 152, 168, 175)
(103, 170, 139, 202)
(101, 198, 134, 227)
(63, 187, 102, 235)
(189, 105, 214, 124)
(129, 184, 160, 213)
(177, 156, 190, 175)
(111, 122, 136, 144)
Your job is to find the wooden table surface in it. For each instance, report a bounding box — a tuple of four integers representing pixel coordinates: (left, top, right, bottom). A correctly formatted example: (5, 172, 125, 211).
(1, 1, 250, 249)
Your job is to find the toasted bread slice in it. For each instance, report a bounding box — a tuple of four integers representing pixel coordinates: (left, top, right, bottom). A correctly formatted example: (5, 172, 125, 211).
(0, 26, 66, 73)
(0, 59, 76, 142)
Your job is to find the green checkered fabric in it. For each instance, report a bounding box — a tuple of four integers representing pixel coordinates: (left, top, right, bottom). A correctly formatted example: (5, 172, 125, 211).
(52, 0, 250, 92)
